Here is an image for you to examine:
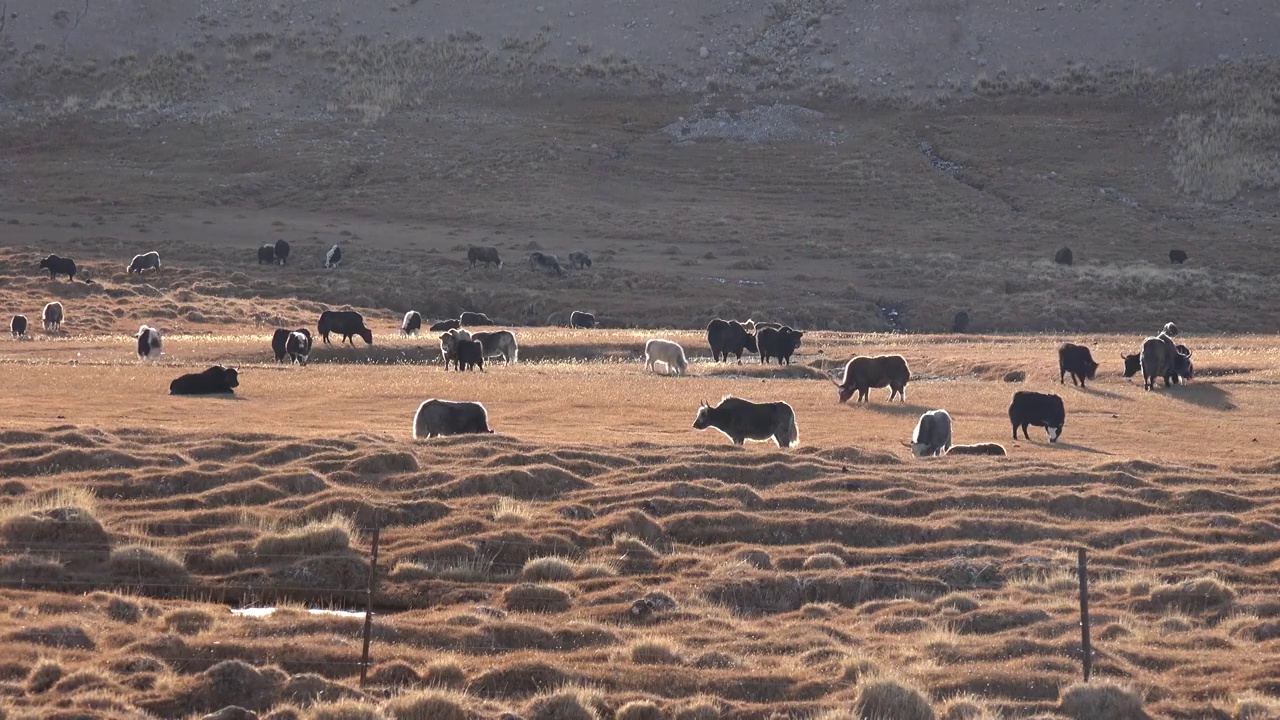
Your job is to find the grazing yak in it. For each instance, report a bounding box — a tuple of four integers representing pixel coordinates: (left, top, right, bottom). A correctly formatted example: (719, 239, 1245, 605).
(285, 329, 312, 365)
(42, 302, 64, 331)
(528, 251, 564, 276)
(832, 355, 911, 403)
(472, 330, 519, 364)
(440, 328, 488, 370)
(271, 328, 291, 362)
(1122, 353, 1142, 379)
(1139, 333, 1184, 390)
(460, 311, 495, 327)
(401, 311, 423, 336)
(257, 244, 276, 264)
(413, 399, 494, 438)
(757, 326, 803, 365)
(569, 311, 597, 329)
(11, 315, 27, 338)
(706, 318, 758, 362)
(39, 254, 77, 281)
(906, 409, 952, 457)
(644, 338, 689, 376)
(1058, 343, 1099, 387)
(1170, 249, 1188, 264)
(325, 244, 342, 269)
(455, 338, 485, 371)
(468, 246, 502, 269)
(274, 239, 291, 266)
(693, 396, 799, 448)
(430, 318, 461, 333)
(952, 311, 971, 333)
(1009, 391, 1064, 443)
(128, 251, 161, 274)
(946, 443, 1007, 456)
(568, 251, 592, 269)
(1054, 247, 1073, 266)
(439, 328, 470, 370)
(317, 310, 373, 345)
(170, 365, 240, 395)
(135, 325, 162, 360)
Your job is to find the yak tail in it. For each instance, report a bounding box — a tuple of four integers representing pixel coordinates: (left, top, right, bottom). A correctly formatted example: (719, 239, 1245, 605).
(778, 410, 800, 448)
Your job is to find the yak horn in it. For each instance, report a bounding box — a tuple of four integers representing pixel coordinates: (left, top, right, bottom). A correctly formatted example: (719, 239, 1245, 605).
(900, 441, 913, 448)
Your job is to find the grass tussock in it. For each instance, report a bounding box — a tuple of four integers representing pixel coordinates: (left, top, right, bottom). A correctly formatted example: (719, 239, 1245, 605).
(27, 659, 63, 693)
(0, 487, 109, 562)
(109, 544, 189, 580)
(382, 689, 473, 720)
(627, 636, 685, 665)
(673, 697, 720, 720)
(617, 700, 662, 720)
(613, 533, 660, 561)
(503, 583, 572, 613)
(420, 660, 467, 689)
(1149, 576, 1236, 614)
(1058, 681, 1146, 720)
(103, 595, 143, 624)
(305, 702, 387, 720)
(163, 608, 215, 636)
(493, 497, 531, 524)
(254, 513, 356, 559)
(1233, 692, 1280, 720)
(941, 695, 1001, 720)
(521, 556, 617, 582)
(854, 676, 936, 720)
(527, 686, 602, 720)
(802, 552, 845, 570)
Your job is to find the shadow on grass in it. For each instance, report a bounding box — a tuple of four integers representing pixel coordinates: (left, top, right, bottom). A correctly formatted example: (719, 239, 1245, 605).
(1163, 381, 1235, 410)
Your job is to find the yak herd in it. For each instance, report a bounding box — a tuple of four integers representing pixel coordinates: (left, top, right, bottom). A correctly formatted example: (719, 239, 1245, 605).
(15, 250, 1197, 457)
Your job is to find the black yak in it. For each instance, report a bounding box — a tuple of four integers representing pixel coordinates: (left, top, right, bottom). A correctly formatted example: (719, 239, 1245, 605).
(459, 311, 495, 327)
(430, 318, 462, 333)
(1169, 249, 1188, 264)
(693, 396, 799, 448)
(1054, 247, 1073, 266)
(401, 311, 423, 336)
(325, 244, 342, 268)
(317, 310, 372, 345)
(1140, 333, 1180, 390)
(568, 251, 592, 269)
(10, 315, 27, 338)
(1009, 391, 1064, 442)
(832, 355, 911, 403)
(472, 330, 519, 364)
(271, 328, 290, 362)
(528, 251, 564, 276)
(170, 366, 239, 395)
(946, 443, 1007, 456)
(274, 239, 291, 266)
(757, 326, 803, 365)
(42, 302, 64, 331)
(128, 251, 161, 273)
(39, 254, 77, 281)
(706, 318, 757, 363)
(413, 399, 494, 438)
(455, 338, 485, 372)
(1058, 343, 1099, 387)
(257, 244, 276, 264)
(467, 246, 502, 269)
(569, 311, 597, 329)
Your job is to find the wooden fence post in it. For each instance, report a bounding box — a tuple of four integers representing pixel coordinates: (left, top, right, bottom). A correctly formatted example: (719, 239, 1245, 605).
(359, 513, 382, 687)
(1078, 547, 1092, 682)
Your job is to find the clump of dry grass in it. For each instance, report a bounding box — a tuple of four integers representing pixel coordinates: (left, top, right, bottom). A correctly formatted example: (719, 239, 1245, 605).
(503, 583, 572, 613)
(109, 544, 189, 581)
(617, 700, 662, 720)
(368, 662, 420, 688)
(305, 702, 387, 720)
(1234, 692, 1280, 720)
(420, 660, 467, 689)
(522, 556, 575, 582)
(0, 488, 110, 564)
(1150, 576, 1236, 614)
(493, 497, 530, 524)
(627, 636, 685, 665)
(803, 552, 845, 570)
(526, 686, 602, 720)
(854, 675, 935, 720)
(27, 659, 63, 693)
(842, 657, 881, 684)
(941, 694, 1001, 720)
(52, 669, 113, 693)
(382, 689, 473, 720)
(104, 595, 143, 624)
(163, 608, 215, 636)
(254, 514, 356, 558)
(613, 533, 660, 560)
(673, 697, 720, 720)
(1058, 681, 1145, 720)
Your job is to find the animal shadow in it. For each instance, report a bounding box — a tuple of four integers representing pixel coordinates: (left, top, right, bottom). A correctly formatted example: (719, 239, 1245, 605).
(1075, 385, 1129, 402)
(859, 402, 932, 416)
(1049, 441, 1113, 456)
(174, 393, 246, 401)
(1163, 382, 1234, 410)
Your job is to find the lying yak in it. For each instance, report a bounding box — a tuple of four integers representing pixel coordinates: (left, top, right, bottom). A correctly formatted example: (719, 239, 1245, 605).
(136, 325, 162, 360)
(170, 366, 239, 395)
(832, 355, 910, 403)
(1058, 343, 1099, 388)
(413, 399, 494, 438)
(946, 443, 1007, 456)
(1009, 390, 1064, 443)
(39, 254, 77, 281)
(906, 409, 952, 457)
(467, 246, 502, 269)
(128, 251, 161, 274)
(460, 311, 495, 327)
(430, 318, 462, 333)
(644, 338, 688, 376)
(317, 310, 372, 345)
(706, 318, 757, 363)
(693, 396, 799, 448)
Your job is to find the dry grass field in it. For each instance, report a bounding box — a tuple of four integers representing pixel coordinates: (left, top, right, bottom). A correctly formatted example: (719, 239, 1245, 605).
(1, 320, 1279, 720)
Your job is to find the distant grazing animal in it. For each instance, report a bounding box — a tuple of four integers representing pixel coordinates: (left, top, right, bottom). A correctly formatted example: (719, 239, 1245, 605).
(460, 311, 495, 327)
(401, 311, 423, 336)
(1162, 322, 1179, 337)
(1140, 333, 1180, 390)
(644, 338, 689, 376)
(757, 326, 803, 365)
(706, 318, 758, 363)
(472, 330, 519, 364)
(135, 325, 162, 360)
(568, 251, 592, 269)
(1054, 247, 1073, 266)
(10, 315, 27, 338)
(468, 246, 502, 269)
(257, 244, 276, 264)
(430, 318, 461, 333)
(693, 396, 799, 448)
(832, 355, 911, 403)
(946, 443, 1007, 456)
(413, 399, 494, 438)
(271, 328, 291, 362)
(528, 251, 564, 276)
(1008, 390, 1065, 443)
(325, 244, 342, 268)
(438, 328, 474, 370)
(317, 310, 372, 345)
(1058, 343, 1099, 387)
(285, 329, 312, 365)
(952, 311, 970, 333)
(42, 302, 64, 331)
(907, 409, 952, 457)
(455, 338, 485, 372)
(274, 239, 291, 266)
(170, 365, 239, 395)
(569, 311, 597, 329)
(1122, 353, 1141, 378)
(1169, 249, 1188, 264)
(39, 254, 77, 281)
(128, 251, 161, 274)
